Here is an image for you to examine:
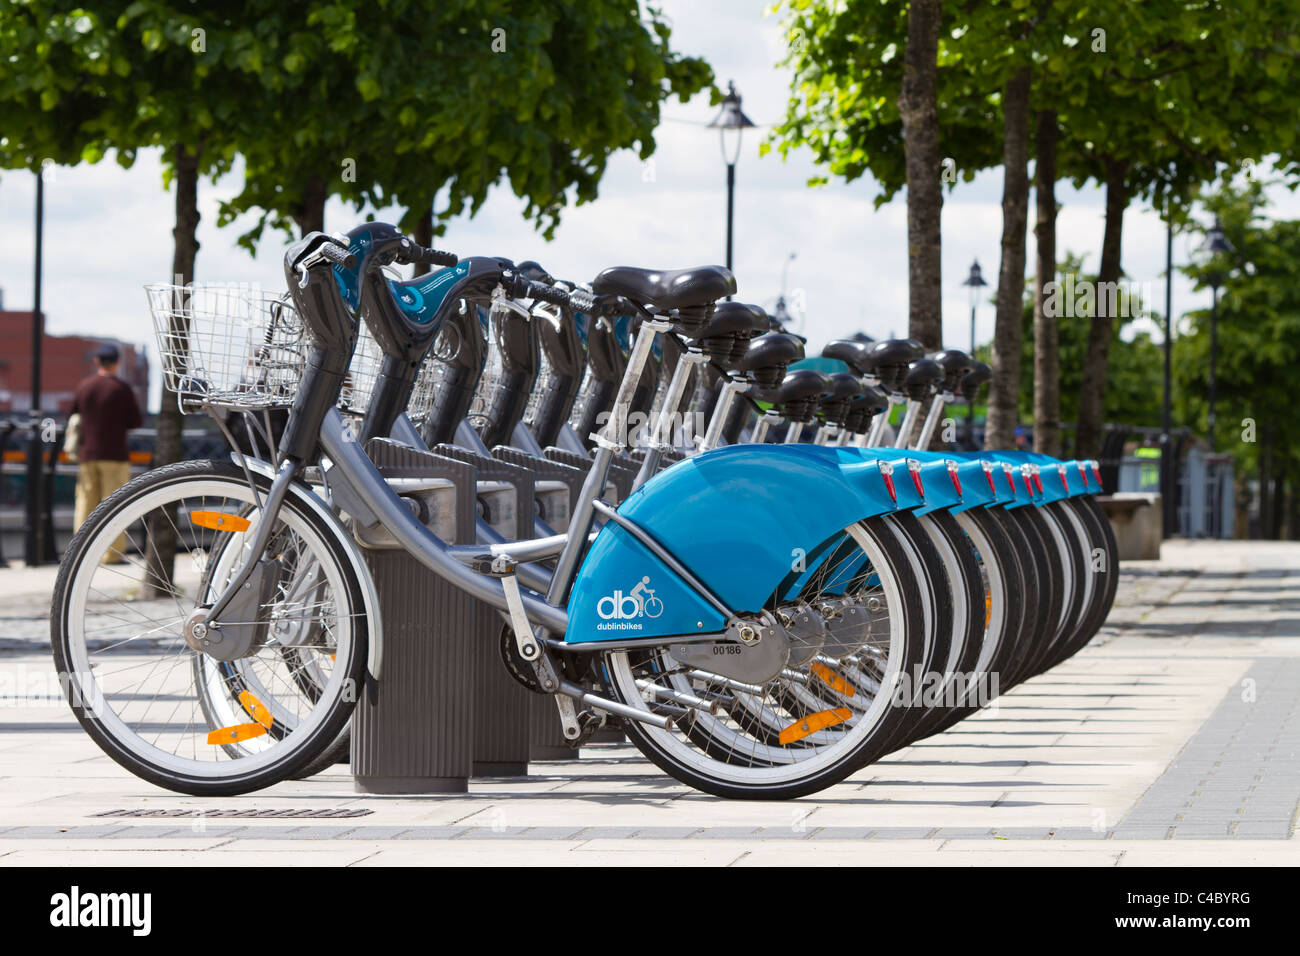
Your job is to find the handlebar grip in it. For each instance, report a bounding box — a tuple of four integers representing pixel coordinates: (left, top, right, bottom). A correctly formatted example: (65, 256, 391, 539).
(526, 280, 572, 308)
(567, 288, 598, 315)
(320, 241, 357, 270)
(415, 246, 458, 267)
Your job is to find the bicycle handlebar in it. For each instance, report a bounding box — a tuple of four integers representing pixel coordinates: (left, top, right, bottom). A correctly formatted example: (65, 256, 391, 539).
(394, 239, 458, 268)
(318, 240, 357, 270)
(503, 270, 612, 317)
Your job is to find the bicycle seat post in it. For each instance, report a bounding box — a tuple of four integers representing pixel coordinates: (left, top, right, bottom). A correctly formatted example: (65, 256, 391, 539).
(700, 373, 747, 451)
(913, 349, 974, 449)
(634, 343, 706, 488)
(749, 408, 781, 444)
(913, 392, 947, 449)
(547, 313, 670, 604)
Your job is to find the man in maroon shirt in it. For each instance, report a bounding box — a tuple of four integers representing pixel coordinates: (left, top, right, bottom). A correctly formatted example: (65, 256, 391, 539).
(70, 344, 143, 553)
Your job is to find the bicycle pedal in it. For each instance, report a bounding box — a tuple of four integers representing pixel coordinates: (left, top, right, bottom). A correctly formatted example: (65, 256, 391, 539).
(570, 711, 605, 747)
(554, 694, 581, 742)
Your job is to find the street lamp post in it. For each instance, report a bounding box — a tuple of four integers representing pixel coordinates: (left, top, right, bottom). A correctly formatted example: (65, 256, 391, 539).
(1201, 217, 1232, 454)
(1162, 199, 1175, 538)
(708, 80, 755, 293)
(23, 169, 47, 567)
(961, 260, 988, 445)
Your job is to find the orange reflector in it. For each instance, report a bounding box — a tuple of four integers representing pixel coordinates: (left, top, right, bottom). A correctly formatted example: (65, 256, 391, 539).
(810, 661, 855, 698)
(206, 723, 268, 745)
(779, 708, 852, 745)
(985, 591, 992, 627)
(238, 690, 274, 729)
(189, 510, 251, 532)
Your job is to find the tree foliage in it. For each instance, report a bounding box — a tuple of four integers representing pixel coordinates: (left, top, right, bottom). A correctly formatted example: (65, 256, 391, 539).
(1176, 180, 1300, 536)
(1017, 254, 1163, 433)
(216, 0, 713, 246)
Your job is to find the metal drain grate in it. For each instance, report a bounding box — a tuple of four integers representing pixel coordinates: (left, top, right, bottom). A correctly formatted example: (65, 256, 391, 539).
(90, 808, 374, 819)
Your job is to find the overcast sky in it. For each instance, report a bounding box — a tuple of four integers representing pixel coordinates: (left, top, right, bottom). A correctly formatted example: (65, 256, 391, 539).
(1, 0, 1296, 410)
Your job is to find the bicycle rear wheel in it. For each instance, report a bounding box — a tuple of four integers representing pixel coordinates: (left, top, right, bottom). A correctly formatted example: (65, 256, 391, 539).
(597, 514, 926, 800)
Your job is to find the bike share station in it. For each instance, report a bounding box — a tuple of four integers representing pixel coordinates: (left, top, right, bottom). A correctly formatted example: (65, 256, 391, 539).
(58, 219, 1116, 802)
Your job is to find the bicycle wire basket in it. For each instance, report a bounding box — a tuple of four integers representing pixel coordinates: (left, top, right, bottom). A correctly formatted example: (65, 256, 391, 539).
(341, 314, 465, 433)
(147, 283, 306, 413)
(465, 305, 505, 434)
(405, 325, 461, 433)
(338, 319, 384, 421)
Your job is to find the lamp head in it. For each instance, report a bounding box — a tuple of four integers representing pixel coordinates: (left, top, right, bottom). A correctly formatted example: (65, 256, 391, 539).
(709, 80, 756, 165)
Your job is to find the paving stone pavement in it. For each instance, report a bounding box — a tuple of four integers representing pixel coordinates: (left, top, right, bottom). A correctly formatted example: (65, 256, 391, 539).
(1, 540, 1298, 866)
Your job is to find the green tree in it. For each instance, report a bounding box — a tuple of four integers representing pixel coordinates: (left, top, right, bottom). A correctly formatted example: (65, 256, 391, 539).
(2, 1, 710, 584)
(0, 1, 279, 588)
(217, 1, 712, 249)
(1017, 254, 1163, 435)
(1054, 0, 1300, 457)
(772, 0, 1300, 456)
(1177, 181, 1300, 539)
(771, 0, 1008, 350)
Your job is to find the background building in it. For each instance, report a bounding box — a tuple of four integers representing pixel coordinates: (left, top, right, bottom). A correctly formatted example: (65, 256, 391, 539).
(0, 290, 149, 415)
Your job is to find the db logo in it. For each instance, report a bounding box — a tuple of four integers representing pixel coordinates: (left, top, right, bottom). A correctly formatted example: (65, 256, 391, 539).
(597, 576, 664, 620)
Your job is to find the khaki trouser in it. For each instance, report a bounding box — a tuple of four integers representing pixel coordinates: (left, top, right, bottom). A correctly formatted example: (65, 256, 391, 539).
(75, 460, 132, 559)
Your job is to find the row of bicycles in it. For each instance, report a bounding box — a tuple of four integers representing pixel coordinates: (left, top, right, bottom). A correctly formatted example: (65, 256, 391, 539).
(52, 222, 1116, 799)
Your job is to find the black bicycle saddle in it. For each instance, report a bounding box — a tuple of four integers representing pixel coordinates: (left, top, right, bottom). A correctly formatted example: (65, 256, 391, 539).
(902, 357, 942, 401)
(728, 304, 771, 362)
(958, 361, 992, 401)
(772, 368, 831, 422)
(734, 331, 805, 388)
(843, 386, 889, 435)
(822, 339, 874, 376)
(866, 338, 925, 368)
(693, 301, 768, 360)
(591, 264, 736, 312)
(857, 384, 889, 415)
(931, 348, 974, 394)
(865, 338, 925, 391)
(817, 371, 865, 426)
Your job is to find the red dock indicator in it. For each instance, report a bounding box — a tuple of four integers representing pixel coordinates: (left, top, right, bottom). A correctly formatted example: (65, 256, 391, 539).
(878, 459, 897, 502)
(906, 458, 925, 499)
(982, 460, 997, 496)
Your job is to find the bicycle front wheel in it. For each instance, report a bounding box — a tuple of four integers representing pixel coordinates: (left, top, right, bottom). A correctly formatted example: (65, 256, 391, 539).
(51, 459, 367, 795)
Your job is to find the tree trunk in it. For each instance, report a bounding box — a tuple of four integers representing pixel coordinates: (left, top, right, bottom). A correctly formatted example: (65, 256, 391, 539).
(412, 202, 435, 277)
(413, 203, 434, 249)
(983, 67, 1032, 451)
(1258, 425, 1271, 539)
(146, 143, 201, 597)
(1271, 465, 1286, 540)
(1287, 476, 1299, 541)
(294, 174, 327, 236)
(1032, 109, 1060, 456)
(1074, 157, 1129, 459)
(898, 0, 943, 351)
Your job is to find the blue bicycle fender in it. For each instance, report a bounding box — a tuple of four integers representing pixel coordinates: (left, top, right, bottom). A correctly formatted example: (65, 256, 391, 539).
(564, 444, 903, 643)
(843, 448, 986, 516)
(956, 452, 1046, 509)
